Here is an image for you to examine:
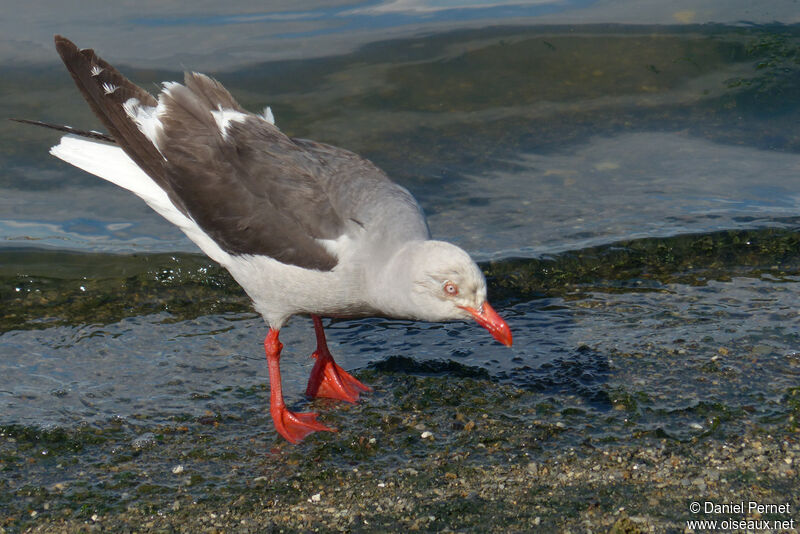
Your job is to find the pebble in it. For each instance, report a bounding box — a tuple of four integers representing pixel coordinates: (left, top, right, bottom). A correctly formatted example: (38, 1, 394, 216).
(131, 432, 157, 451)
(6, 426, 797, 533)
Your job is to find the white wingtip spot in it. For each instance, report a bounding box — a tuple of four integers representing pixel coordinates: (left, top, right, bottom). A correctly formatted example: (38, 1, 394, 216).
(210, 107, 248, 139)
(102, 82, 118, 95)
(263, 106, 275, 126)
(90, 65, 103, 77)
(123, 97, 166, 159)
(122, 97, 139, 119)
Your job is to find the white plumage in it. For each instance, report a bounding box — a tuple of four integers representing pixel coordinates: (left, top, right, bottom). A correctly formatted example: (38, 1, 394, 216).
(50, 136, 230, 266)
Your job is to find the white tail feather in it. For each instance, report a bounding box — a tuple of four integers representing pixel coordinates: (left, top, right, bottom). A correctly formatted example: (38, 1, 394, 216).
(50, 135, 231, 264)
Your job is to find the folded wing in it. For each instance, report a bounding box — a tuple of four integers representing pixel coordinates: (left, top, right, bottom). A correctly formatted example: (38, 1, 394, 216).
(54, 35, 346, 271)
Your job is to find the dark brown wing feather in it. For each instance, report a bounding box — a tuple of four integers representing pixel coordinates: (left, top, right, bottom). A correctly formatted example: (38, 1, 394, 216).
(10, 118, 116, 142)
(54, 35, 167, 190)
(183, 72, 244, 113)
(55, 36, 341, 271)
(158, 77, 343, 269)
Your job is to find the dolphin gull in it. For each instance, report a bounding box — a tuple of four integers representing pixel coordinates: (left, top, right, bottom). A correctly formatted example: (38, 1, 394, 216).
(39, 35, 512, 443)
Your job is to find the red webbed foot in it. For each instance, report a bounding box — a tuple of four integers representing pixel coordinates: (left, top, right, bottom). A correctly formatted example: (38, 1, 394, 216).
(265, 327, 335, 444)
(306, 350, 372, 402)
(306, 315, 372, 403)
(271, 405, 335, 444)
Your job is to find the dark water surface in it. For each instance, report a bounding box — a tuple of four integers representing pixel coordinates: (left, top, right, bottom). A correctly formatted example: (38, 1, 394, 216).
(1, 4, 799, 531)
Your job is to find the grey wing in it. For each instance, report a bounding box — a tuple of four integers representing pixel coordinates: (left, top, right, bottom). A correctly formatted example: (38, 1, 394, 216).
(55, 34, 344, 271)
(55, 35, 418, 270)
(157, 79, 346, 270)
(290, 138, 431, 244)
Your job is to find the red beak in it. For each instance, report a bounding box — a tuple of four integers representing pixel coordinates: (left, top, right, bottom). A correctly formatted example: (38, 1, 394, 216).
(459, 302, 513, 347)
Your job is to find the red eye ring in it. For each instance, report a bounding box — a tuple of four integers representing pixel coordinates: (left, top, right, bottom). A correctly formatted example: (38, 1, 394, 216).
(443, 281, 459, 296)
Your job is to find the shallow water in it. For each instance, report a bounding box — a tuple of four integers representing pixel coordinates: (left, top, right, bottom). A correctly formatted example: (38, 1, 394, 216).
(1, 4, 799, 530)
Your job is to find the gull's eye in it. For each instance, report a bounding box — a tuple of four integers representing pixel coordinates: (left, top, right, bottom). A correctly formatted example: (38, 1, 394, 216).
(443, 281, 459, 296)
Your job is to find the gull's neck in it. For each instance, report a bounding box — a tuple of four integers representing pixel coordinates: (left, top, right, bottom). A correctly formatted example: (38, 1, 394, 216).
(365, 240, 429, 320)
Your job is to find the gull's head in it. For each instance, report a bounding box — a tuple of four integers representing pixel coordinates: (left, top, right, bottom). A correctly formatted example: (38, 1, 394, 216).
(401, 240, 512, 346)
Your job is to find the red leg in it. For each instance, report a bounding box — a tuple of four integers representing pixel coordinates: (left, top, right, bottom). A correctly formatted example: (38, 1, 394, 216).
(265, 328, 334, 443)
(305, 315, 371, 403)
